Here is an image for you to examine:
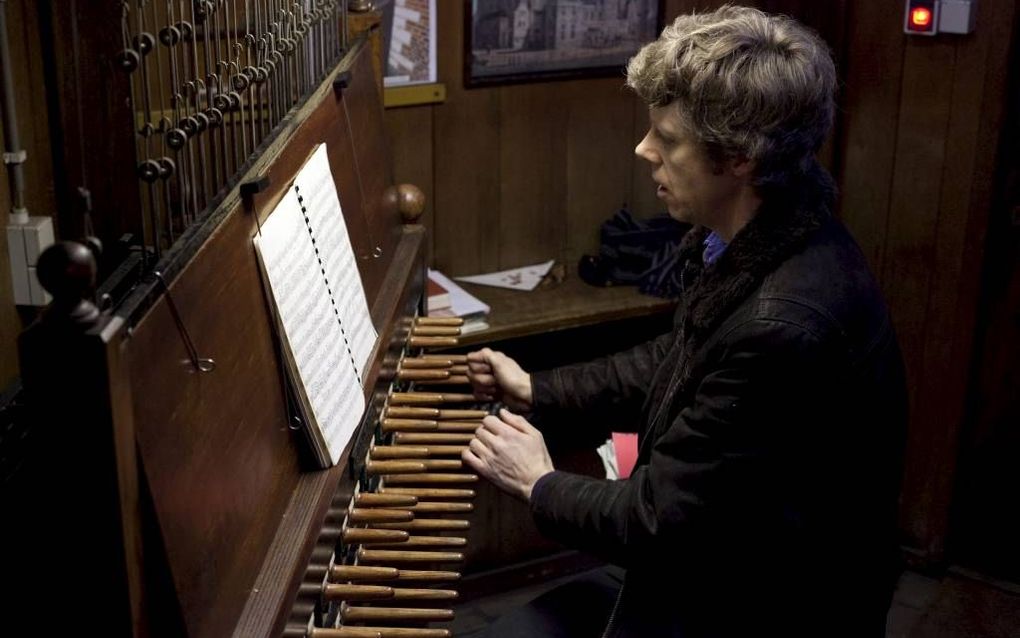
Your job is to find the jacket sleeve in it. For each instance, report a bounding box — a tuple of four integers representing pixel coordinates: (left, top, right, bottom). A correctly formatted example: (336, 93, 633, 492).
(528, 318, 833, 567)
(529, 331, 676, 440)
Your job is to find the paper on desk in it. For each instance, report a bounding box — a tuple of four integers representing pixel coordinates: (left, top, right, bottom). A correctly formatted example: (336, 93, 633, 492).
(428, 269, 491, 317)
(454, 260, 555, 291)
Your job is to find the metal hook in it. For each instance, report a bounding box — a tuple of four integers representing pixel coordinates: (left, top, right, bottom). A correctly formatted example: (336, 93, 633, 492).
(154, 270, 216, 373)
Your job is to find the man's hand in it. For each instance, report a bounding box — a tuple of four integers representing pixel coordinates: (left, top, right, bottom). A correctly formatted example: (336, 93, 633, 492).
(462, 409, 554, 502)
(466, 348, 533, 412)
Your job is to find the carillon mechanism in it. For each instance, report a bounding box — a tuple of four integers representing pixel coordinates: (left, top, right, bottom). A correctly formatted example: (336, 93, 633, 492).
(12, 21, 459, 637)
(289, 316, 487, 638)
(116, 0, 348, 263)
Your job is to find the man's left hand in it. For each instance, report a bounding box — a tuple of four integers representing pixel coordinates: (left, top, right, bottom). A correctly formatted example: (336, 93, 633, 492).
(462, 409, 554, 502)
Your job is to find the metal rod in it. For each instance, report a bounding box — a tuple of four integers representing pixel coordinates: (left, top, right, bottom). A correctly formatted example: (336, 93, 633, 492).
(0, 0, 27, 221)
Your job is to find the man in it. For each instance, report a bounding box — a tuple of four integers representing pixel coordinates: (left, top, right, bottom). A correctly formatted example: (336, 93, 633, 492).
(462, 6, 907, 638)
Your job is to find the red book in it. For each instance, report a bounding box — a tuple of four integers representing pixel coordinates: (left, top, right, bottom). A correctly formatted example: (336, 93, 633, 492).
(427, 276, 451, 313)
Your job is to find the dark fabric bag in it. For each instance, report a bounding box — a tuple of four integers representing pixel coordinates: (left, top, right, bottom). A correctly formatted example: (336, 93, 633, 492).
(578, 208, 689, 298)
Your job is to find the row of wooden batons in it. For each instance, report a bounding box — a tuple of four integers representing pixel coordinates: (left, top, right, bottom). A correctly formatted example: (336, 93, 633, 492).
(312, 316, 480, 638)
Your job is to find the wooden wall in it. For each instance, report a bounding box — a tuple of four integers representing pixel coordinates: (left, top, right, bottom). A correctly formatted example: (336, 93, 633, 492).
(840, 0, 1016, 560)
(385, 0, 1017, 562)
(0, 0, 55, 389)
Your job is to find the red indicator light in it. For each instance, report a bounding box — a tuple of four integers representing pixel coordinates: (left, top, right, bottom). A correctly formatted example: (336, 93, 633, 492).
(911, 7, 933, 27)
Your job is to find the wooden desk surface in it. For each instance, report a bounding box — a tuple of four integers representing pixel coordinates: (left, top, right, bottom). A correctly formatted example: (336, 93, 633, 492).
(453, 271, 677, 347)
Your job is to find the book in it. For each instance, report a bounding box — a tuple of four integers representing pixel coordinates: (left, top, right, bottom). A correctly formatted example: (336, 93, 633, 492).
(427, 276, 452, 313)
(253, 144, 378, 467)
(427, 269, 490, 321)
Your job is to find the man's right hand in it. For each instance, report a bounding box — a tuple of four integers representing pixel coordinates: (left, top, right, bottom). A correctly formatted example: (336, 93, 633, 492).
(466, 348, 533, 412)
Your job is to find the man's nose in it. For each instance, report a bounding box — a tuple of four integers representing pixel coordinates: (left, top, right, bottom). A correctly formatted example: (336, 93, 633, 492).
(635, 132, 658, 164)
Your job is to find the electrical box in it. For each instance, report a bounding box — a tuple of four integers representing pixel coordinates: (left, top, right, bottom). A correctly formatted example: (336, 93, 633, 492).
(6, 216, 54, 306)
(904, 0, 977, 35)
(939, 0, 978, 34)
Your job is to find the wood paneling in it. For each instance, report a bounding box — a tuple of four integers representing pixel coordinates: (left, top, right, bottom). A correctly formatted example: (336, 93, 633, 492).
(498, 82, 569, 268)
(838, 0, 908, 269)
(564, 78, 637, 264)
(899, 0, 1017, 558)
(432, 0, 501, 276)
(882, 37, 958, 550)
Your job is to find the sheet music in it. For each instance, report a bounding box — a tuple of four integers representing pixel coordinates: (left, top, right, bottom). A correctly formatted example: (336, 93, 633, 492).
(294, 144, 378, 375)
(254, 189, 365, 466)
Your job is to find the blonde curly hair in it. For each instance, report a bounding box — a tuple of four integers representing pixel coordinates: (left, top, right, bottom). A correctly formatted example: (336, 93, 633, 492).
(627, 5, 836, 190)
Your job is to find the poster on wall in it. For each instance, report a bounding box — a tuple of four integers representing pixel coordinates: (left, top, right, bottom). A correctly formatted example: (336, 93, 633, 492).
(380, 0, 438, 87)
(466, 0, 660, 87)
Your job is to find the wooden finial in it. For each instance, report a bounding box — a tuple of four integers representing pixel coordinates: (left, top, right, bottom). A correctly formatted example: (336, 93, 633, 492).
(35, 241, 100, 327)
(395, 183, 425, 224)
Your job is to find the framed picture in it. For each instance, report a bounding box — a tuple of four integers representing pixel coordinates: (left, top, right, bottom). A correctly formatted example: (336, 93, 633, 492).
(466, 0, 661, 87)
(379, 0, 438, 87)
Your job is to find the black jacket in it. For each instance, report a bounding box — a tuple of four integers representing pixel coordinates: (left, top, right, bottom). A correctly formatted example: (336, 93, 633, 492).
(528, 171, 907, 637)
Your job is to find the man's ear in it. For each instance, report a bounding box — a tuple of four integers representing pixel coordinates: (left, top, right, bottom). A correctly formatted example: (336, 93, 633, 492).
(730, 155, 756, 178)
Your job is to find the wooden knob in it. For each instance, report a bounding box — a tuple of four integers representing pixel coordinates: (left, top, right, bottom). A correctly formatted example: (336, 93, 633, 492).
(36, 241, 100, 324)
(396, 183, 425, 223)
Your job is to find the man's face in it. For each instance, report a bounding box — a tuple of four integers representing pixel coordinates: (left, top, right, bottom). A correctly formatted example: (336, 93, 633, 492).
(635, 105, 740, 227)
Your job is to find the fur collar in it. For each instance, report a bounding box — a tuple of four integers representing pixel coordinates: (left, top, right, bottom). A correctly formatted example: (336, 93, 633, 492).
(641, 163, 836, 446)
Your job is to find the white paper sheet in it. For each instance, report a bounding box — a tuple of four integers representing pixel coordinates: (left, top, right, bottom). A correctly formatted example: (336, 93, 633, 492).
(254, 189, 365, 465)
(293, 144, 378, 376)
(453, 260, 555, 291)
(428, 269, 490, 317)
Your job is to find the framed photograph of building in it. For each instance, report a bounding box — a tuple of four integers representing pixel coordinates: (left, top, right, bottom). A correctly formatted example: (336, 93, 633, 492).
(379, 0, 438, 87)
(466, 0, 661, 87)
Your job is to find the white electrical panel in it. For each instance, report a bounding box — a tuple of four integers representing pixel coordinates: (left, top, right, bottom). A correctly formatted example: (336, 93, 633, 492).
(939, 0, 978, 34)
(7, 216, 54, 306)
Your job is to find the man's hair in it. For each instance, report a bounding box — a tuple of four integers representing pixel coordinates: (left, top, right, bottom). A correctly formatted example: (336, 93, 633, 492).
(626, 5, 836, 191)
